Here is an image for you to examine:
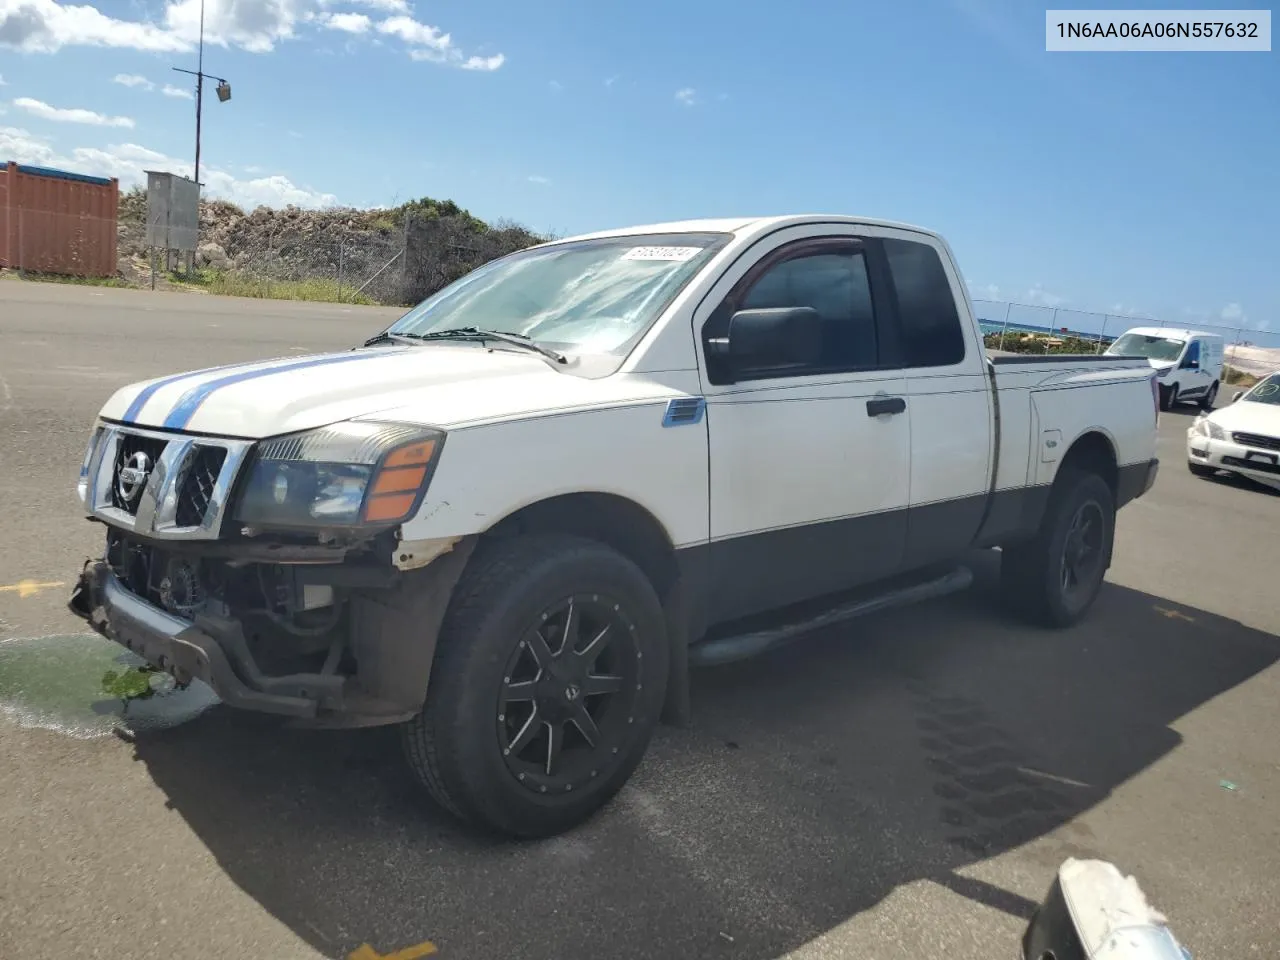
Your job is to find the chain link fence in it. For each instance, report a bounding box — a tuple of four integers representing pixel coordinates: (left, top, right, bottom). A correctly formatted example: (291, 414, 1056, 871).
(972, 297, 1278, 379)
(4, 204, 541, 306)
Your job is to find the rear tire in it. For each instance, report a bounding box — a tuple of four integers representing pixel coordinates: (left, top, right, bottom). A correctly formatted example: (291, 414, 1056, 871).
(1001, 470, 1115, 628)
(401, 534, 669, 839)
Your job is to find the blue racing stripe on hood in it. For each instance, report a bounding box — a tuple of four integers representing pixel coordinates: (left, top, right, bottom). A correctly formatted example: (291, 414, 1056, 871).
(122, 364, 239, 422)
(162, 351, 390, 430)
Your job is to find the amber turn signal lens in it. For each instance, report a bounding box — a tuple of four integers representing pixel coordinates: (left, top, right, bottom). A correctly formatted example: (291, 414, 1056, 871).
(360, 437, 440, 523)
(384, 439, 436, 468)
(371, 465, 426, 495)
(363, 492, 418, 522)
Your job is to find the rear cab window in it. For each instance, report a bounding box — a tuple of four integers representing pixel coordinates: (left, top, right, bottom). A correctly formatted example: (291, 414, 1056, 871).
(881, 237, 967, 368)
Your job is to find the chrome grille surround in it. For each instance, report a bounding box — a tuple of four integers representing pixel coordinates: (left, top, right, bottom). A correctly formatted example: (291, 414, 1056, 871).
(83, 423, 253, 541)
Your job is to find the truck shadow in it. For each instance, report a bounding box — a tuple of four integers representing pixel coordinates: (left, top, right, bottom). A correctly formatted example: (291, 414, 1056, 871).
(126, 552, 1280, 959)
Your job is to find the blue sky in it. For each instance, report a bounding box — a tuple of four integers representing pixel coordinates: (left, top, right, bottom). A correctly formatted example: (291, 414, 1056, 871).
(1, 0, 1276, 338)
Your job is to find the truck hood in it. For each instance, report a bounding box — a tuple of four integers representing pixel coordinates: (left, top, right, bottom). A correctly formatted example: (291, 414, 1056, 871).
(100, 344, 669, 438)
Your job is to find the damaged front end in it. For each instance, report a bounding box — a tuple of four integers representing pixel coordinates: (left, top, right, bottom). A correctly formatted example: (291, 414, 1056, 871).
(68, 418, 472, 727)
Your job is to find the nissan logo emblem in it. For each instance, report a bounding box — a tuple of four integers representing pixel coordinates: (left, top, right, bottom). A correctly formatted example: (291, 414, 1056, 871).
(116, 451, 152, 503)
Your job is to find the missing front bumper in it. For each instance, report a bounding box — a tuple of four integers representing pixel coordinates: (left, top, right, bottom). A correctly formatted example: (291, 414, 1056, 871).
(69, 559, 333, 719)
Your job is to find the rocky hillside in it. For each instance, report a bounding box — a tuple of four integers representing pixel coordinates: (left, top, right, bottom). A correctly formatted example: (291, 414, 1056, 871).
(116, 188, 545, 305)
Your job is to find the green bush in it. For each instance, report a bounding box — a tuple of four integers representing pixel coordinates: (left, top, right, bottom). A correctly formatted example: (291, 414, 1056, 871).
(984, 331, 1102, 355)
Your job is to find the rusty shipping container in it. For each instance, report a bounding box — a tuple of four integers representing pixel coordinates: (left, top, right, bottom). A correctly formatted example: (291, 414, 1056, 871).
(0, 161, 119, 278)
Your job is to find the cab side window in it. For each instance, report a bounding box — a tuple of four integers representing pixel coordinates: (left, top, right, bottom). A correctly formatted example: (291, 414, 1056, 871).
(882, 238, 966, 368)
(704, 241, 878, 383)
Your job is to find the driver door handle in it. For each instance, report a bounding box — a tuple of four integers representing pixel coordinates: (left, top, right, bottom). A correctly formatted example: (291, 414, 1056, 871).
(866, 396, 907, 417)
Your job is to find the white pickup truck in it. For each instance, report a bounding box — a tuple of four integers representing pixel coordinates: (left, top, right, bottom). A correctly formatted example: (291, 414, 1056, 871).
(68, 215, 1160, 837)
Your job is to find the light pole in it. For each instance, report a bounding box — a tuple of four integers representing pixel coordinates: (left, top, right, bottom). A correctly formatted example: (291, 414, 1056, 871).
(172, 0, 231, 189)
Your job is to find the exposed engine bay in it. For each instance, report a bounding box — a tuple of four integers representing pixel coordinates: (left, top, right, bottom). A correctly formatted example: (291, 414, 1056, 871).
(104, 527, 373, 676)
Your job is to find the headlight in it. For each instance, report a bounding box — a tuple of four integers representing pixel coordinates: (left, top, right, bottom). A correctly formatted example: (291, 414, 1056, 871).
(77, 424, 105, 505)
(235, 421, 445, 529)
(1155, 368, 1170, 378)
(1192, 416, 1226, 440)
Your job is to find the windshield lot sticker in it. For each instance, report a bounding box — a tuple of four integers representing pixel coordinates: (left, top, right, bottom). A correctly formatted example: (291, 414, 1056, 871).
(621, 246, 701, 262)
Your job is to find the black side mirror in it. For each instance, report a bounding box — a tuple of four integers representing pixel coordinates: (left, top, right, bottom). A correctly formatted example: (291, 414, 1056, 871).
(721, 306, 823, 369)
(1233, 390, 1244, 403)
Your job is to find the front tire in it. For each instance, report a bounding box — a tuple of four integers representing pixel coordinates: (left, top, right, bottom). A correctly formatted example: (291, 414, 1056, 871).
(1001, 470, 1115, 628)
(402, 534, 669, 839)
(1159, 383, 1178, 411)
(1200, 382, 1219, 410)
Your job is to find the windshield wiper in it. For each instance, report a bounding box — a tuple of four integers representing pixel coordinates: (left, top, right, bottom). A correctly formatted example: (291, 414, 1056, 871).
(362, 330, 428, 348)
(409, 327, 567, 364)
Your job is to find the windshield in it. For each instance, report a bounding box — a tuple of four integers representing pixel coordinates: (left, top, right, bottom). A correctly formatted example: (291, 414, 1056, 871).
(1242, 374, 1280, 405)
(1106, 333, 1186, 362)
(387, 232, 731, 357)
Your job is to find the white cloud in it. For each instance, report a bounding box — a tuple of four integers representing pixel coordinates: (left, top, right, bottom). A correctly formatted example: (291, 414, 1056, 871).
(112, 72, 153, 89)
(330, 0, 406, 10)
(0, 124, 337, 209)
(378, 15, 450, 51)
(0, 0, 191, 52)
(527, 174, 549, 185)
(162, 83, 193, 99)
(160, 0, 302, 54)
(2, 0, 500, 67)
(548, 79, 562, 92)
(13, 96, 135, 127)
(323, 11, 370, 33)
(0, 124, 57, 165)
(674, 87, 697, 106)
(0, 74, 7, 85)
(1219, 302, 1244, 323)
(376, 13, 503, 67)
(1023, 283, 1065, 308)
(605, 75, 619, 87)
(461, 53, 503, 71)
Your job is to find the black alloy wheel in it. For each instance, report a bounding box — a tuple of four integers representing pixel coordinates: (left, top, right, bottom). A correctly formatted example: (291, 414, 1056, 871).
(401, 534, 668, 838)
(1058, 500, 1105, 609)
(498, 594, 643, 795)
(1000, 468, 1115, 628)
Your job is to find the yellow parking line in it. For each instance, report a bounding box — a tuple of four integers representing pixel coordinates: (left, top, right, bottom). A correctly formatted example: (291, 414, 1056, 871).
(1153, 605, 1195, 623)
(0, 580, 65, 599)
(348, 941, 438, 960)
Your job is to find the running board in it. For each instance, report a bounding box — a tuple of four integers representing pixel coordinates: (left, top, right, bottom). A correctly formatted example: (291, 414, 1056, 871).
(687, 565, 974, 667)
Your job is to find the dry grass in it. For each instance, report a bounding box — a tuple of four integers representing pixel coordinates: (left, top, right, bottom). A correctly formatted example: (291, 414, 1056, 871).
(171, 269, 376, 305)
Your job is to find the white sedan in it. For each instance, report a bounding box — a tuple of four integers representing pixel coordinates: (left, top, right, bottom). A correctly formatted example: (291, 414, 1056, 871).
(1187, 372, 1280, 491)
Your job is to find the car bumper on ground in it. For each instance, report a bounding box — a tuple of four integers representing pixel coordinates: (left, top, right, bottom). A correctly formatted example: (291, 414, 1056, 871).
(1186, 430, 1280, 486)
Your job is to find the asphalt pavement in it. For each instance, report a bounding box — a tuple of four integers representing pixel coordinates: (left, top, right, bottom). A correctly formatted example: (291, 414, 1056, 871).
(1, 281, 1278, 960)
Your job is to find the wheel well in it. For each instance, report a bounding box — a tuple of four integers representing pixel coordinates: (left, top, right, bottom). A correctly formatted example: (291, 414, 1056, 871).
(483, 493, 679, 600)
(481, 494, 690, 726)
(1057, 431, 1118, 498)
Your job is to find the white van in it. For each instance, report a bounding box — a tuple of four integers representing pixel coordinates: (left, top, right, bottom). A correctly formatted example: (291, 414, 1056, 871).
(1105, 327, 1225, 411)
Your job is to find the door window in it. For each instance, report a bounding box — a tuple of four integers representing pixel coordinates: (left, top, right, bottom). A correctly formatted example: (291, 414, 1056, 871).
(704, 240, 879, 382)
(1183, 339, 1201, 368)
